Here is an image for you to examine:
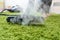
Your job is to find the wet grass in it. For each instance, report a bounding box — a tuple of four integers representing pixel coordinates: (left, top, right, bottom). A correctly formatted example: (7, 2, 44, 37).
(0, 12, 60, 40)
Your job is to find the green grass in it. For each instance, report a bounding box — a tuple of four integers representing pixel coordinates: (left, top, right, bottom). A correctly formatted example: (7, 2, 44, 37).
(0, 12, 60, 40)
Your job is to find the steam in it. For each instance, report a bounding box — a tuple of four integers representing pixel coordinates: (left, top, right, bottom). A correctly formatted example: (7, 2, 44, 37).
(20, 0, 45, 25)
(21, 0, 49, 18)
(8, 0, 52, 25)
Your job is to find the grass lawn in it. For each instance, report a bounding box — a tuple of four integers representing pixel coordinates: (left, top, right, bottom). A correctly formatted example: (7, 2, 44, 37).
(0, 12, 60, 40)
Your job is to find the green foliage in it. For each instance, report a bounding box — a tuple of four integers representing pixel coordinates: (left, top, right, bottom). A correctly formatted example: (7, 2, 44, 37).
(0, 12, 60, 40)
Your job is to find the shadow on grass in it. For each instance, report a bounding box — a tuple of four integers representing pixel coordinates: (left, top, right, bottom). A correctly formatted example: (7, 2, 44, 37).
(7, 22, 46, 27)
(29, 24, 46, 27)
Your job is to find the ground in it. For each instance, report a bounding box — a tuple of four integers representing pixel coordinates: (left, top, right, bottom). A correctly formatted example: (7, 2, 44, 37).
(0, 12, 60, 40)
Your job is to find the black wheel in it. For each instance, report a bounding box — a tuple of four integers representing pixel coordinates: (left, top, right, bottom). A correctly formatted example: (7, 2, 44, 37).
(6, 17, 14, 22)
